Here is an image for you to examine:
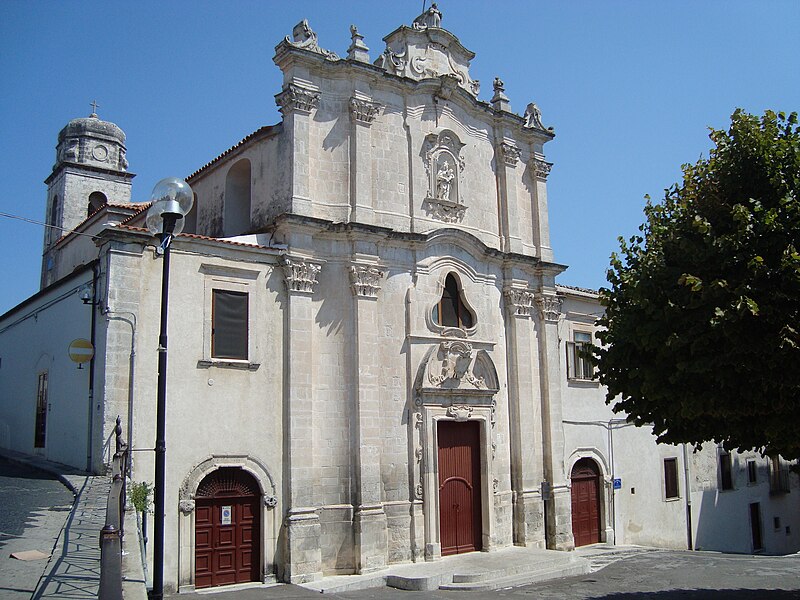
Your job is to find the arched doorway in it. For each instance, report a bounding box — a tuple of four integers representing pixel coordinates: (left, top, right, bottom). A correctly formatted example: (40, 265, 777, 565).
(570, 458, 602, 547)
(195, 468, 260, 588)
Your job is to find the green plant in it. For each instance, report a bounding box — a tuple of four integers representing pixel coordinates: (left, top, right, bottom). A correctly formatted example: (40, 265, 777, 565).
(130, 481, 153, 514)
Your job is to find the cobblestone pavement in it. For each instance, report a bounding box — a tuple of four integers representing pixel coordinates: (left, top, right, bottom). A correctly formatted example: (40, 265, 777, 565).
(169, 549, 800, 600)
(0, 457, 75, 599)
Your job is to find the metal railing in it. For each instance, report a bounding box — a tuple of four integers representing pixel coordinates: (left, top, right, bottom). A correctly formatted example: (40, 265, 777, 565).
(99, 416, 129, 599)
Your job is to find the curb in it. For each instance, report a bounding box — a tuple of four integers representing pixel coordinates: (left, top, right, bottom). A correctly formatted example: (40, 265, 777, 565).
(0, 448, 87, 497)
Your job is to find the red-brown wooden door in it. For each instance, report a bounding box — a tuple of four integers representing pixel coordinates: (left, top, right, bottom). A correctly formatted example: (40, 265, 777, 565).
(438, 420, 482, 556)
(571, 458, 601, 547)
(195, 468, 260, 589)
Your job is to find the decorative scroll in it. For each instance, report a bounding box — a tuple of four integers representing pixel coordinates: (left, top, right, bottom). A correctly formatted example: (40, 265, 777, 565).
(283, 19, 339, 61)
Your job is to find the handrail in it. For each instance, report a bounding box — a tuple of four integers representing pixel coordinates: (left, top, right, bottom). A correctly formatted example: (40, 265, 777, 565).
(99, 416, 129, 599)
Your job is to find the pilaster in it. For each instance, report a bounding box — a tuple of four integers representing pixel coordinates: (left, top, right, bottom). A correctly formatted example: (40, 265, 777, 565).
(530, 156, 554, 262)
(349, 95, 382, 224)
(497, 141, 524, 253)
(276, 82, 321, 217)
(503, 284, 546, 547)
(535, 291, 574, 550)
(349, 262, 389, 573)
(281, 256, 323, 582)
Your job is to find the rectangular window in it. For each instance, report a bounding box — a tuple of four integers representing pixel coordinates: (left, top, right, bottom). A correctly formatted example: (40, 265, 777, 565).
(664, 457, 679, 499)
(211, 289, 249, 360)
(34, 372, 48, 448)
(769, 456, 790, 494)
(747, 459, 757, 484)
(566, 331, 594, 380)
(720, 452, 734, 490)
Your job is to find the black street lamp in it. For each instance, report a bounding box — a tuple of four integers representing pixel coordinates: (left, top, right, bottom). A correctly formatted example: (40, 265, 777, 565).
(145, 177, 193, 600)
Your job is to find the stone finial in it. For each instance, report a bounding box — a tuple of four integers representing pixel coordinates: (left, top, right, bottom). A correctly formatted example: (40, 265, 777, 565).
(347, 24, 370, 62)
(413, 2, 442, 29)
(491, 77, 511, 112)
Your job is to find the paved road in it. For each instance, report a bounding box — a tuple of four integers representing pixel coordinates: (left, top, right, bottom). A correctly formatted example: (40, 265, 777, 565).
(0, 457, 74, 599)
(170, 550, 800, 600)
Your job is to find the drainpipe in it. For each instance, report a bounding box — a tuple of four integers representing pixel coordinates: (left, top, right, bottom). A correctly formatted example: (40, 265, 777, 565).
(683, 443, 693, 550)
(86, 263, 99, 472)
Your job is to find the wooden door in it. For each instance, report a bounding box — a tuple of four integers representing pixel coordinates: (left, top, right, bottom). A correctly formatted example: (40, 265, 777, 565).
(438, 420, 482, 556)
(571, 458, 601, 547)
(195, 468, 260, 589)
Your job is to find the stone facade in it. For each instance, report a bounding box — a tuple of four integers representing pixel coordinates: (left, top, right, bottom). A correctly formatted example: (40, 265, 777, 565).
(1, 5, 798, 596)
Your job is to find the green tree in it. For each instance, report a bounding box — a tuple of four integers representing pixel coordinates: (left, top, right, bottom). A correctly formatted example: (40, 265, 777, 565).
(595, 109, 800, 459)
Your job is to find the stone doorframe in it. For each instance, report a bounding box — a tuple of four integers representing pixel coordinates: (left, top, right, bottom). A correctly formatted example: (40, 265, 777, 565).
(177, 455, 279, 591)
(418, 403, 495, 560)
(566, 449, 614, 545)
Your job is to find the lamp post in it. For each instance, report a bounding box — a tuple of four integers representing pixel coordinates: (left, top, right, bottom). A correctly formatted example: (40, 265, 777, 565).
(145, 177, 193, 600)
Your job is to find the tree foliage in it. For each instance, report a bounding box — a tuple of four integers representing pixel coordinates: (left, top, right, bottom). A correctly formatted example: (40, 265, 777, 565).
(595, 110, 800, 459)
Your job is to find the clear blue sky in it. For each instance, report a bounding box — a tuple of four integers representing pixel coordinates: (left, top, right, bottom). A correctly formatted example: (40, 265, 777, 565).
(1, 1, 797, 312)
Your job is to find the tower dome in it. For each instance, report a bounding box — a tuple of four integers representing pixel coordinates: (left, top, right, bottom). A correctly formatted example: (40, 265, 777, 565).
(55, 108, 128, 172)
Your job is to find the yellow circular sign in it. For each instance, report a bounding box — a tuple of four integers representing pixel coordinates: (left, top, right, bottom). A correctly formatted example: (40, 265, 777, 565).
(68, 339, 94, 364)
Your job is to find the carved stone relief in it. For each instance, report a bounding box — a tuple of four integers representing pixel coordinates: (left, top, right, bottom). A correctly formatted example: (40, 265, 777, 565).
(349, 264, 385, 298)
(531, 158, 553, 180)
(504, 288, 535, 317)
(536, 292, 563, 322)
(179, 499, 195, 515)
(446, 405, 473, 421)
(349, 97, 383, 124)
(281, 258, 321, 294)
(499, 142, 521, 167)
(275, 83, 321, 116)
(422, 130, 467, 223)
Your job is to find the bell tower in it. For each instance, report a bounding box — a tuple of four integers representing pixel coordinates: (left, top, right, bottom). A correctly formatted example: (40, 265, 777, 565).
(41, 104, 135, 288)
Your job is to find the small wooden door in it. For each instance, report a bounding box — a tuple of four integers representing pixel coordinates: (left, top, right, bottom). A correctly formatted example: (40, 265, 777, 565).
(438, 420, 482, 556)
(195, 468, 260, 589)
(571, 458, 601, 547)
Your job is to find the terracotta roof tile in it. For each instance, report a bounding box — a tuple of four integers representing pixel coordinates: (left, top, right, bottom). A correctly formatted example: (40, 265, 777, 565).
(187, 124, 281, 181)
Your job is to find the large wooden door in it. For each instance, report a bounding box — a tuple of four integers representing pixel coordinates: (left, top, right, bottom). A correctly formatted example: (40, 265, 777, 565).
(571, 458, 601, 547)
(195, 468, 260, 589)
(438, 420, 482, 556)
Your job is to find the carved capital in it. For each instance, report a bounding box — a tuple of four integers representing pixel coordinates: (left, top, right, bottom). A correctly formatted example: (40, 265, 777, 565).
(446, 405, 473, 421)
(349, 97, 383, 124)
(179, 499, 195, 515)
(281, 257, 321, 294)
(536, 292, 563, 322)
(499, 142, 521, 167)
(349, 264, 385, 298)
(532, 158, 553, 180)
(504, 288, 535, 317)
(275, 84, 320, 116)
(264, 495, 278, 508)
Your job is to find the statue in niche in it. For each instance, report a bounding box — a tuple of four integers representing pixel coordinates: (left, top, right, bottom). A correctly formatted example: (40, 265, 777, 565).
(436, 160, 455, 201)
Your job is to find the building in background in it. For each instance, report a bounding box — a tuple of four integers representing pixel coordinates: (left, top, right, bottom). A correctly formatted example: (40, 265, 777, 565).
(0, 5, 796, 594)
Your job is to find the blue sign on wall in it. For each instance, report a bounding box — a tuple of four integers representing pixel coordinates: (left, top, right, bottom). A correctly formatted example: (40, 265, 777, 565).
(613, 478, 622, 490)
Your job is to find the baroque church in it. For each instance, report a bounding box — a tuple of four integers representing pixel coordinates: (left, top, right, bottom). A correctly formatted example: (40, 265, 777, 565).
(1, 5, 797, 593)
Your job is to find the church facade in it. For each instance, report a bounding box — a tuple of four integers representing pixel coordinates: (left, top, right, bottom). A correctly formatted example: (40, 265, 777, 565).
(0, 5, 797, 594)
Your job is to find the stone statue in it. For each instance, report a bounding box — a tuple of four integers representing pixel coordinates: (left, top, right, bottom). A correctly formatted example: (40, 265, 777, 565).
(436, 160, 454, 200)
(413, 2, 442, 29)
(524, 102, 544, 129)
